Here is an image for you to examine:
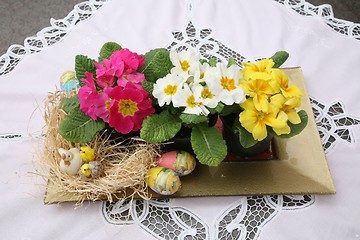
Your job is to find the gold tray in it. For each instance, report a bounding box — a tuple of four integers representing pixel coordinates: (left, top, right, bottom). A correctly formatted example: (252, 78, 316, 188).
(44, 67, 335, 204)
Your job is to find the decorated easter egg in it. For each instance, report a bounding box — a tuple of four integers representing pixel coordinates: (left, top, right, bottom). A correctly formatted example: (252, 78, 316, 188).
(146, 167, 181, 195)
(60, 71, 79, 91)
(157, 151, 196, 176)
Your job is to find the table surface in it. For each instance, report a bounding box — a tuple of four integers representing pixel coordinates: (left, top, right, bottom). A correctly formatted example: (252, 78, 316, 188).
(1, 0, 360, 239)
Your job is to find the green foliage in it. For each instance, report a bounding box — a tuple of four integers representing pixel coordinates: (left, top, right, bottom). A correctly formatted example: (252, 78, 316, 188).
(58, 108, 105, 143)
(208, 57, 217, 67)
(208, 103, 224, 114)
(99, 42, 122, 62)
(220, 104, 242, 116)
(233, 120, 258, 148)
(142, 81, 155, 95)
(191, 124, 227, 166)
(179, 113, 208, 125)
(163, 104, 182, 115)
(59, 95, 80, 113)
(140, 111, 182, 143)
(271, 51, 289, 68)
(269, 110, 308, 138)
(139, 48, 174, 82)
(75, 55, 96, 86)
(199, 59, 208, 64)
(227, 57, 237, 67)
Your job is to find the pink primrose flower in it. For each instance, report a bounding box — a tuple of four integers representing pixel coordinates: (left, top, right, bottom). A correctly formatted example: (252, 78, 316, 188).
(94, 58, 124, 88)
(117, 72, 145, 88)
(78, 72, 98, 120)
(93, 87, 113, 123)
(111, 48, 144, 74)
(108, 82, 154, 134)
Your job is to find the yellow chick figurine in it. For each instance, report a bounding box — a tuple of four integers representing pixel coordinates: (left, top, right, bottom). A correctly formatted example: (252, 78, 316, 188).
(80, 146, 96, 163)
(80, 161, 102, 178)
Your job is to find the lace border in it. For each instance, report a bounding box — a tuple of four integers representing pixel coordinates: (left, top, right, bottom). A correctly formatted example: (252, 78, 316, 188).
(275, 0, 360, 40)
(0, 0, 359, 76)
(0, 0, 108, 76)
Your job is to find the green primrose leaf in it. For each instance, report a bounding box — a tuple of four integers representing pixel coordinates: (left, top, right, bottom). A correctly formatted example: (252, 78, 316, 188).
(58, 107, 105, 143)
(142, 81, 155, 95)
(227, 57, 237, 67)
(269, 110, 308, 138)
(208, 57, 217, 67)
(199, 59, 208, 64)
(179, 113, 209, 125)
(233, 120, 258, 148)
(59, 95, 80, 113)
(140, 111, 182, 143)
(208, 102, 225, 114)
(75, 55, 96, 86)
(191, 124, 227, 166)
(98, 42, 122, 62)
(271, 51, 289, 68)
(139, 48, 174, 82)
(220, 104, 242, 116)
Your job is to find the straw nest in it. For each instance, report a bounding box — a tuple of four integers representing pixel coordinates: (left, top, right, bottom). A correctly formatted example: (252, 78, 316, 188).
(37, 91, 160, 203)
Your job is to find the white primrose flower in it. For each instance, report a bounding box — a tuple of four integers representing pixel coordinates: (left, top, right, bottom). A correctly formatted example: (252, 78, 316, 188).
(172, 83, 210, 116)
(209, 62, 246, 106)
(192, 83, 219, 109)
(152, 73, 185, 107)
(193, 62, 220, 84)
(170, 49, 200, 76)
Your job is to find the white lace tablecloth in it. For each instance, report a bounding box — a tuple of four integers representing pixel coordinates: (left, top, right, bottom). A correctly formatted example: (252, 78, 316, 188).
(1, 0, 360, 239)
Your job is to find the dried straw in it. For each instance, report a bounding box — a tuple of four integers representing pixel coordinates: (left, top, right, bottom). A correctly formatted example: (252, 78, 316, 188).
(37, 91, 159, 204)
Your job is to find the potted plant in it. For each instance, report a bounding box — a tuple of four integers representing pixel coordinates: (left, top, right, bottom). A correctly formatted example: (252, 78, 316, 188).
(139, 48, 246, 166)
(220, 52, 308, 157)
(57, 42, 248, 167)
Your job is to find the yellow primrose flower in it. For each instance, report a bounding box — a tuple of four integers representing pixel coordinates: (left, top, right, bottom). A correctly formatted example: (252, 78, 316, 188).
(270, 94, 302, 124)
(241, 58, 274, 81)
(268, 68, 288, 93)
(271, 110, 291, 136)
(240, 79, 275, 113)
(271, 69, 304, 98)
(240, 98, 288, 141)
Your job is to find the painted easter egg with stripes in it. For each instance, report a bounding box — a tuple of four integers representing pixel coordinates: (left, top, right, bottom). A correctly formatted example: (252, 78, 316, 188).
(157, 151, 196, 176)
(146, 167, 181, 195)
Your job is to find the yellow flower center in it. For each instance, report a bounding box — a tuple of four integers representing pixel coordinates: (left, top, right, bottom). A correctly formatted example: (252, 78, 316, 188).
(220, 77, 236, 91)
(118, 99, 138, 116)
(186, 95, 197, 108)
(164, 84, 178, 96)
(105, 99, 112, 111)
(201, 88, 213, 99)
(200, 72, 205, 79)
(180, 60, 190, 72)
(257, 112, 266, 121)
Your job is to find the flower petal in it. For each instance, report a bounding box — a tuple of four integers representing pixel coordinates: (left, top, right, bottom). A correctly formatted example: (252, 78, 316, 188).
(287, 110, 301, 124)
(264, 113, 287, 129)
(252, 122, 267, 141)
(254, 94, 270, 112)
(273, 124, 291, 136)
(282, 85, 304, 98)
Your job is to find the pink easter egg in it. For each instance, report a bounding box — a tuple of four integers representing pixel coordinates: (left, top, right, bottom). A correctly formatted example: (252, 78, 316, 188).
(157, 151, 196, 176)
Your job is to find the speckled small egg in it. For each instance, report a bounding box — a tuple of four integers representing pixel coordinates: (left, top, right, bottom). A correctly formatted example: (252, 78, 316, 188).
(146, 167, 181, 195)
(157, 151, 196, 176)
